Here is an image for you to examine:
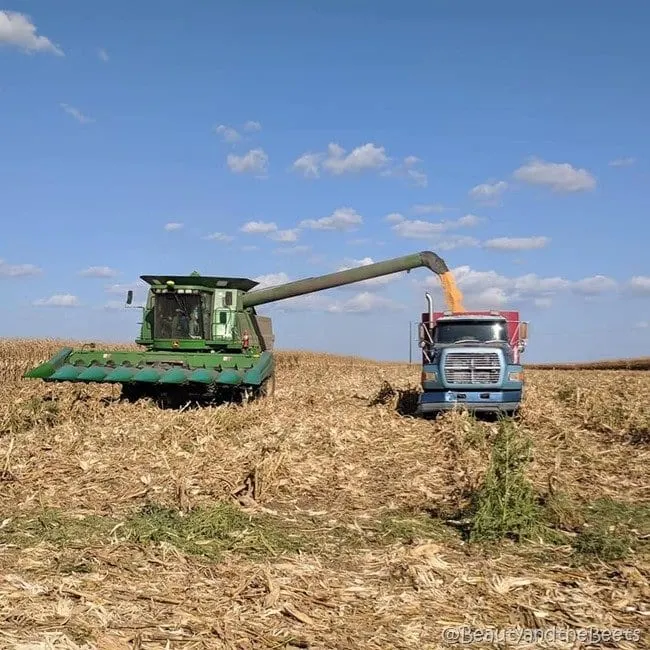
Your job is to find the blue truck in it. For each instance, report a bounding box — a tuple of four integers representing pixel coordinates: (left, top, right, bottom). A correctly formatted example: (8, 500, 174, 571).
(415, 292, 529, 417)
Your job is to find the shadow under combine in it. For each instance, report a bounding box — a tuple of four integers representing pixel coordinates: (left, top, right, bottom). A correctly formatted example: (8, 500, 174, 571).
(119, 384, 266, 411)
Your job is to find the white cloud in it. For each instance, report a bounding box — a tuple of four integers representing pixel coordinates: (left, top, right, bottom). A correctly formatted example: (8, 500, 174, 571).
(457, 214, 482, 227)
(269, 229, 300, 243)
(214, 124, 240, 142)
(513, 158, 596, 193)
(512, 274, 571, 294)
(271, 293, 332, 312)
(79, 266, 118, 278)
(291, 144, 427, 186)
(484, 236, 550, 251)
(436, 235, 481, 250)
(412, 203, 447, 215)
(252, 272, 290, 289)
(60, 103, 93, 124)
(405, 169, 428, 188)
(609, 157, 635, 167)
(292, 153, 322, 179)
(634, 320, 649, 329)
(240, 221, 300, 243)
(628, 276, 650, 295)
(571, 275, 617, 295)
(215, 121, 261, 142)
(33, 294, 80, 308)
(292, 142, 388, 178)
(466, 287, 510, 309)
(0, 10, 63, 56)
(97, 48, 109, 62)
(391, 219, 444, 238)
(269, 290, 402, 314)
(381, 156, 428, 188)
(204, 232, 234, 242)
(327, 292, 403, 313)
(0, 259, 41, 277)
(241, 245, 260, 252)
(391, 213, 481, 239)
(323, 143, 388, 175)
(241, 220, 278, 234)
(300, 207, 363, 232)
(384, 212, 405, 223)
(164, 222, 183, 231)
(240, 221, 301, 243)
(227, 148, 268, 175)
(420, 264, 618, 311)
(534, 297, 553, 309)
(469, 180, 508, 205)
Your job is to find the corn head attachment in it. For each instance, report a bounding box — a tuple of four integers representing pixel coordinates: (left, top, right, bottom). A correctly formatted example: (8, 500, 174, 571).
(24, 251, 452, 407)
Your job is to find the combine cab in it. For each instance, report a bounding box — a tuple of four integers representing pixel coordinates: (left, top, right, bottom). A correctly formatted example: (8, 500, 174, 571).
(25, 251, 456, 407)
(416, 292, 529, 417)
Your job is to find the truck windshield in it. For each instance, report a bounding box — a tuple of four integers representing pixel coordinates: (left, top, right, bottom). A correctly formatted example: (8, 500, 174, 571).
(435, 320, 508, 344)
(153, 292, 212, 340)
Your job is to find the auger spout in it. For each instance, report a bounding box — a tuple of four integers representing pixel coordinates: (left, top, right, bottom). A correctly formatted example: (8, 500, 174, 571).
(242, 250, 450, 308)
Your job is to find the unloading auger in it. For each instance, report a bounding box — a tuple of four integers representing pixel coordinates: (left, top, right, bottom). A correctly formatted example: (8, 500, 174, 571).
(24, 251, 454, 406)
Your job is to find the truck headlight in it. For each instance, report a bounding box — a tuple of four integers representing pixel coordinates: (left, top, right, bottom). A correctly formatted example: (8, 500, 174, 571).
(508, 371, 523, 382)
(421, 371, 437, 382)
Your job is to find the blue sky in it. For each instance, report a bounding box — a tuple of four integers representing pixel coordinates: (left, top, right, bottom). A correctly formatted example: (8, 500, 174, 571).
(1, 0, 649, 362)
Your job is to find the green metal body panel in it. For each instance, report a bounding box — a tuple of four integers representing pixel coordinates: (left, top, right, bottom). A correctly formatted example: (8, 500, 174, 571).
(24, 347, 275, 388)
(23, 251, 451, 402)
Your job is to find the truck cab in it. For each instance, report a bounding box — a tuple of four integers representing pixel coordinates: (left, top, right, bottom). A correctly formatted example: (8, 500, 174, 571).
(415, 293, 529, 417)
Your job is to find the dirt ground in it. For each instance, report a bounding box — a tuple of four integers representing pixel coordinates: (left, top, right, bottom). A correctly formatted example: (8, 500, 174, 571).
(0, 339, 648, 649)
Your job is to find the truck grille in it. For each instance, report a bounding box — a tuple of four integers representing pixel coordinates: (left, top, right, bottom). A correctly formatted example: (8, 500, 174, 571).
(444, 352, 501, 385)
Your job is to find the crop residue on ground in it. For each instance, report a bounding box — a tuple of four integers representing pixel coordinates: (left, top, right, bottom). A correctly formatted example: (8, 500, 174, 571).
(0, 338, 649, 649)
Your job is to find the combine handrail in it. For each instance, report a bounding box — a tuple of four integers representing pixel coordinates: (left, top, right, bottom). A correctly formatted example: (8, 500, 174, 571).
(242, 251, 449, 308)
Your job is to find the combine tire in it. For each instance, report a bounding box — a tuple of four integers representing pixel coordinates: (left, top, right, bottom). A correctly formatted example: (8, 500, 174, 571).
(257, 373, 276, 400)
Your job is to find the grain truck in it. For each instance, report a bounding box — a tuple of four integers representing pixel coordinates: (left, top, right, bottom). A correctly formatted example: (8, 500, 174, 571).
(416, 292, 529, 416)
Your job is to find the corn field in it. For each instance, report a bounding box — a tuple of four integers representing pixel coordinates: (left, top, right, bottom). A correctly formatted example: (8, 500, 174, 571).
(0, 337, 648, 649)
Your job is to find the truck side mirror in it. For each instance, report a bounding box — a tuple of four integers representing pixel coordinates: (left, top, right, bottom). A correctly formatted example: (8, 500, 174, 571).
(520, 322, 528, 340)
(418, 323, 431, 348)
(126, 290, 133, 305)
(418, 323, 428, 344)
(518, 321, 529, 353)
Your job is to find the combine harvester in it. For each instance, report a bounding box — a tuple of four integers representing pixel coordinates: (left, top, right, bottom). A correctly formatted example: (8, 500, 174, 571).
(415, 292, 529, 417)
(25, 250, 461, 407)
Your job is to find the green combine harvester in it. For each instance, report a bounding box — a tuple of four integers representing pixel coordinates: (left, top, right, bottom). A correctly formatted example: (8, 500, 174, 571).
(24, 250, 451, 406)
